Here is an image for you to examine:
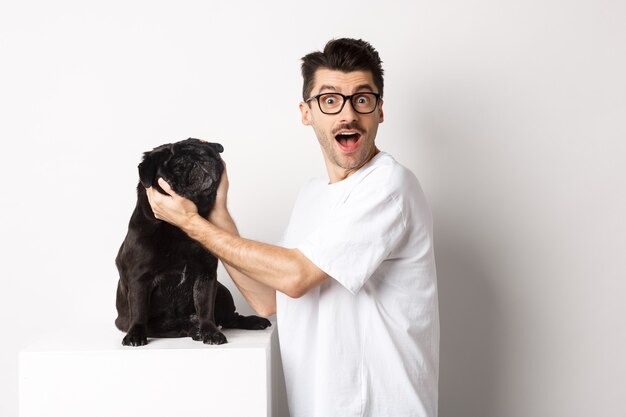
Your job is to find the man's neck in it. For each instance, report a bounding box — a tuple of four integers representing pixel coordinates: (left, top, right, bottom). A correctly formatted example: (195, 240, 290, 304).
(326, 147, 380, 184)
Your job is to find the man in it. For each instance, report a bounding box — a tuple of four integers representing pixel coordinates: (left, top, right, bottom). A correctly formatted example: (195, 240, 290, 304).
(147, 38, 439, 417)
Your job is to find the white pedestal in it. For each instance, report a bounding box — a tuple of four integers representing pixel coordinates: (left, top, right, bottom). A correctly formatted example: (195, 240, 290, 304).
(19, 323, 275, 417)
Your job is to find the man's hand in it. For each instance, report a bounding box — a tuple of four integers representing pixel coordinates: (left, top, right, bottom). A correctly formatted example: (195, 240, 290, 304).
(208, 161, 231, 225)
(146, 178, 200, 230)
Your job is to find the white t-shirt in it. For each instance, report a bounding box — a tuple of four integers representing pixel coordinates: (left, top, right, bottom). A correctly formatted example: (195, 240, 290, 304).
(277, 152, 440, 417)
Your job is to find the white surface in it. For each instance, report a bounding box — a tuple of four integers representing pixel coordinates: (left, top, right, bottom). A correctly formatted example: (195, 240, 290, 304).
(19, 325, 274, 417)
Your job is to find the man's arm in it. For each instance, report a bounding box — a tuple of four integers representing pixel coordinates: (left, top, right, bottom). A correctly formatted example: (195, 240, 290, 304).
(207, 207, 278, 317)
(145, 171, 328, 314)
(184, 212, 326, 299)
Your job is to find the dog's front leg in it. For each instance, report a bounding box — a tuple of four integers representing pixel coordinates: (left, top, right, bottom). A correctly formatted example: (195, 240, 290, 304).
(192, 277, 227, 345)
(122, 280, 151, 346)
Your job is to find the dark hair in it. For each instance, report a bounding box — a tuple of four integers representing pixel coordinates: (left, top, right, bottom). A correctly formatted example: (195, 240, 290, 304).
(301, 38, 384, 101)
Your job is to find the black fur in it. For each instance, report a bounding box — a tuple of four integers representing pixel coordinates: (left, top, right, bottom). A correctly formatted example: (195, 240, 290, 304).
(115, 138, 271, 346)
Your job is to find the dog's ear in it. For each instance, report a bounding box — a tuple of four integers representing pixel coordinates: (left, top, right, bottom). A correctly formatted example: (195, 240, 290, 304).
(138, 145, 172, 188)
(208, 142, 224, 154)
(186, 138, 223, 155)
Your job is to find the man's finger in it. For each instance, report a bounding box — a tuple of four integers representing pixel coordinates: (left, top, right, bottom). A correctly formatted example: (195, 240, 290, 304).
(157, 177, 175, 195)
(145, 187, 153, 205)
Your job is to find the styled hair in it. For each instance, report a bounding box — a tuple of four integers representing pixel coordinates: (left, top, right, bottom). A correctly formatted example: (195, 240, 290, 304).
(300, 38, 384, 101)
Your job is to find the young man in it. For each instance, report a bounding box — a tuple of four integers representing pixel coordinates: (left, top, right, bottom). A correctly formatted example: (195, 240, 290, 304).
(147, 38, 439, 417)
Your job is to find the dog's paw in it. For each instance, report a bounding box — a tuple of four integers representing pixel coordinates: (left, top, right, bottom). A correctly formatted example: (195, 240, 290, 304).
(122, 325, 148, 347)
(202, 330, 227, 345)
(191, 325, 228, 345)
(237, 315, 272, 330)
(253, 317, 272, 330)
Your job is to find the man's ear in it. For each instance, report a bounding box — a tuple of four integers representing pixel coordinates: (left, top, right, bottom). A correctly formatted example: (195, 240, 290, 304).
(300, 102, 312, 126)
(378, 98, 384, 124)
(138, 145, 172, 188)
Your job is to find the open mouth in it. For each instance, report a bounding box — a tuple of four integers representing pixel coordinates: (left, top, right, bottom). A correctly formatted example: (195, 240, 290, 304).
(334, 130, 362, 152)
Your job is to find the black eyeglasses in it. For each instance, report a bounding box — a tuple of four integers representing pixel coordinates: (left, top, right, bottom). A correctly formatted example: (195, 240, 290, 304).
(306, 92, 381, 115)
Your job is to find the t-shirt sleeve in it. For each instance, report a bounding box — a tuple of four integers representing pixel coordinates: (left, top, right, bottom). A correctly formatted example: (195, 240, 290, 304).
(297, 177, 406, 294)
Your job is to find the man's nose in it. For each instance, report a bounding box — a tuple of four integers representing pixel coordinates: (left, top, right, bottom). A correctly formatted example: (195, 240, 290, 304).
(338, 98, 359, 122)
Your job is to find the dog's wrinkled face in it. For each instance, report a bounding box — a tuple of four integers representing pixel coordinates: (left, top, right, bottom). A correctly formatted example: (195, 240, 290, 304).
(138, 138, 224, 208)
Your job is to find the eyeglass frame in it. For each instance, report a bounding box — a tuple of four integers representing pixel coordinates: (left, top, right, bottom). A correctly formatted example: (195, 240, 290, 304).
(305, 92, 382, 115)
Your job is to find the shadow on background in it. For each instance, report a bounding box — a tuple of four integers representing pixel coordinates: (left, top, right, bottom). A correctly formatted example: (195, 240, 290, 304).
(436, 229, 503, 417)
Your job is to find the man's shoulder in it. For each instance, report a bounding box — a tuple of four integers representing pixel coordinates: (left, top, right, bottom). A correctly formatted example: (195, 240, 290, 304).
(357, 153, 430, 222)
(360, 152, 419, 193)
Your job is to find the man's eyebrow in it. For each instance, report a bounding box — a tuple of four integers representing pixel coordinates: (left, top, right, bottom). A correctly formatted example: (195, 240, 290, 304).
(354, 84, 375, 92)
(317, 85, 337, 94)
(316, 84, 376, 94)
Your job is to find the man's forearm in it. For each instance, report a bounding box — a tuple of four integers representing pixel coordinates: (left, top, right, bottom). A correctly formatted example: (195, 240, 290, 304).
(181, 210, 326, 300)
(207, 210, 277, 316)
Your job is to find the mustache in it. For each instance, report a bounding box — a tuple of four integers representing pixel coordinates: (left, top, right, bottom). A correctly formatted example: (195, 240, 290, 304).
(332, 123, 364, 135)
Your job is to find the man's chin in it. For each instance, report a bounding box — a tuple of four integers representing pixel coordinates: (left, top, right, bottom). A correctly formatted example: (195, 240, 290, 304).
(333, 152, 370, 172)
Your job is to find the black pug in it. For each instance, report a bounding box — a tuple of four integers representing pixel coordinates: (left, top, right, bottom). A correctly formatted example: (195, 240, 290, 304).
(115, 138, 271, 346)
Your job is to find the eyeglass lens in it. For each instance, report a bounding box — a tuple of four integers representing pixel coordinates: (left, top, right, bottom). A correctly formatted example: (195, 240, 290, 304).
(318, 93, 378, 114)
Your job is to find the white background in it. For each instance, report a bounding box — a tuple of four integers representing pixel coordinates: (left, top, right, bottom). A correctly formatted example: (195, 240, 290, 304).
(1, 1, 625, 416)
